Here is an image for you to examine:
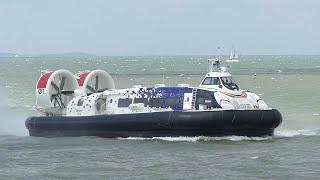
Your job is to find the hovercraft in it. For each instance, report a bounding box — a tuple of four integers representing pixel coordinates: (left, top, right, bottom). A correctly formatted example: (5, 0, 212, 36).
(26, 59, 282, 137)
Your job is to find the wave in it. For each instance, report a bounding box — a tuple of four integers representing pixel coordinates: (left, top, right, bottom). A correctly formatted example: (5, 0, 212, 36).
(119, 129, 320, 142)
(118, 136, 272, 142)
(274, 128, 320, 138)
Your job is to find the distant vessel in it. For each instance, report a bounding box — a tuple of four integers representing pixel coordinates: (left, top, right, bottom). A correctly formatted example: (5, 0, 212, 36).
(226, 46, 239, 62)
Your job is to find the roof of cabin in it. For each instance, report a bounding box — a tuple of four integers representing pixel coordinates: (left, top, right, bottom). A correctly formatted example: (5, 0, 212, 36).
(206, 71, 232, 77)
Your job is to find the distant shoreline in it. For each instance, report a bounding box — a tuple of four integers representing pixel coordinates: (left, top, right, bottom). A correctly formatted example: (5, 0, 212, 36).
(0, 52, 96, 58)
(1, 54, 320, 58)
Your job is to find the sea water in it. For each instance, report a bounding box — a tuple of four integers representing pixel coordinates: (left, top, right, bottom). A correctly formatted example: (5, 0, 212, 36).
(0, 55, 319, 179)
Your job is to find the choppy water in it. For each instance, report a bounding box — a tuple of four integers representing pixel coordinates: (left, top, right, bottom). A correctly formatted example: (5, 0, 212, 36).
(0, 55, 319, 179)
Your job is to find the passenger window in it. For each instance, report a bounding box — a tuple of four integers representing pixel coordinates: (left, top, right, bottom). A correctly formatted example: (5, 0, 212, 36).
(164, 98, 179, 107)
(134, 98, 148, 107)
(118, 98, 133, 107)
(149, 98, 164, 108)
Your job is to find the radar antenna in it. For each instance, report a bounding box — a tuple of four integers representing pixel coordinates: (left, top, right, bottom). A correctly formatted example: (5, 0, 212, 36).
(207, 57, 221, 72)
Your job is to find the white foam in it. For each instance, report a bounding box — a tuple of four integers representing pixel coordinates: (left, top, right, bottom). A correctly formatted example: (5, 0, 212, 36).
(250, 156, 259, 159)
(125, 59, 138, 62)
(119, 136, 272, 142)
(275, 128, 320, 138)
(119, 129, 320, 142)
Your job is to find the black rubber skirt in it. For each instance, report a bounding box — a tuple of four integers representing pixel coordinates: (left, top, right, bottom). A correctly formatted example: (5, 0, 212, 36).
(26, 109, 282, 138)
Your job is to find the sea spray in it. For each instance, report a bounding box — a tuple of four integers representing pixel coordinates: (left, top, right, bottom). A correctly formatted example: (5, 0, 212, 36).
(118, 129, 320, 142)
(274, 128, 320, 137)
(0, 89, 28, 136)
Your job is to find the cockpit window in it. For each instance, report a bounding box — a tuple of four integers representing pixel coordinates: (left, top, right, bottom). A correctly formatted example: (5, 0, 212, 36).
(202, 77, 220, 85)
(221, 77, 239, 90)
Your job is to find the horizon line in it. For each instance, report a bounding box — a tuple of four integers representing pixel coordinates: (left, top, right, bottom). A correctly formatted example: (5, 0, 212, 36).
(1, 53, 320, 58)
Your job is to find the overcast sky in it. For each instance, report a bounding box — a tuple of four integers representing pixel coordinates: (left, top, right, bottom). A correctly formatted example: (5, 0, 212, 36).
(0, 0, 319, 56)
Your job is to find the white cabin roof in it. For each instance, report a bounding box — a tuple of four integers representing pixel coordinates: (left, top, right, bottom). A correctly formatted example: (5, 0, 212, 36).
(205, 71, 231, 78)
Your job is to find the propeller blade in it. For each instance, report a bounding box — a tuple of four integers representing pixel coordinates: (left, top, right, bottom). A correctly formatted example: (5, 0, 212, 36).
(61, 90, 74, 95)
(95, 76, 99, 91)
(53, 96, 60, 108)
(53, 97, 57, 107)
(51, 82, 59, 92)
(50, 94, 58, 102)
(58, 94, 65, 108)
(60, 76, 66, 90)
(86, 85, 97, 93)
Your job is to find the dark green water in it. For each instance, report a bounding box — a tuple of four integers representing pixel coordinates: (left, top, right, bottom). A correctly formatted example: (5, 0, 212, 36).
(0, 56, 319, 179)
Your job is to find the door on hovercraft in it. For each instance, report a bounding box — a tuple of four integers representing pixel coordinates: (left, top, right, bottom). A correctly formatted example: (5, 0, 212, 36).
(183, 93, 192, 110)
(95, 97, 107, 114)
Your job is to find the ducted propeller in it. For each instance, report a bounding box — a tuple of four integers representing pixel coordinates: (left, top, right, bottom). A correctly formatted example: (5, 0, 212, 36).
(50, 76, 74, 108)
(86, 75, 108, 94)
